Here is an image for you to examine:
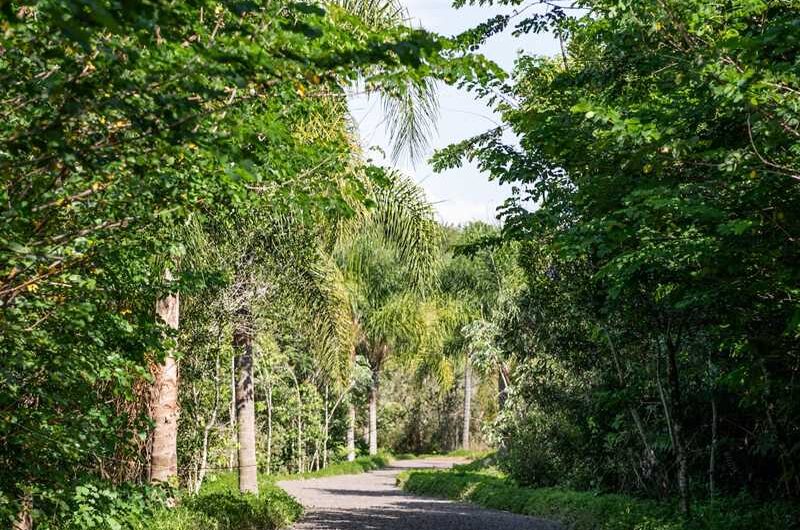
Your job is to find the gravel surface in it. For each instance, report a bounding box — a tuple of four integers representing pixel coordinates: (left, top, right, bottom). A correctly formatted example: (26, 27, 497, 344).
(278, 458, 560, 530)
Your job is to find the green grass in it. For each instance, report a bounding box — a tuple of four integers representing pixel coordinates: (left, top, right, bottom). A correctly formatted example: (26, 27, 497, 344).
(397, 468, 800, 530)
(146, 453, 392, 530)
(201, 452, 391, 495)
(392, 449, 491, 461)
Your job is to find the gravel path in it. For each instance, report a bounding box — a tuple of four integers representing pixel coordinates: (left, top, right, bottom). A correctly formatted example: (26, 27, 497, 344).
(278, 458, 560, 530)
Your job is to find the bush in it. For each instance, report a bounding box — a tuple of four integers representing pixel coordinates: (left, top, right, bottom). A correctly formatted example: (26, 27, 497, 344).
(144, 507, 220, 530)
(183, 486, 302, 530)
(398, 468, 800, 530)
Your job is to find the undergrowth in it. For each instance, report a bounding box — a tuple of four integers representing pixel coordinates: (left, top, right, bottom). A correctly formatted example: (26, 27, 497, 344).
(398, 467, 800, 530)
(201, 452, 391, 495)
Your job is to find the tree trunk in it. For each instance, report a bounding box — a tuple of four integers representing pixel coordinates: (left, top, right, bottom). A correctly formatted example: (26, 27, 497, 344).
(150, 269, 180, 484)
(368, 368, 379, 456)
(605, 329, 655, 478)
(709, 395, 717, 498)
(462, 353, 472, 450)
(347, 403, 356, 461)
(497, 365, 509, 411)
(665, 340, 690, 515)
(228, 355, 237, 471)
(233, 312, 258, 495)
(266, 382, 273, 475)
(12, 495, 32, 530)
(323, 385, 330, 469)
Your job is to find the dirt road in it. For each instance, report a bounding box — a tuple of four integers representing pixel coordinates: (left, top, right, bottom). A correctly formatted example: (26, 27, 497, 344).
(278, 458, 560, 530)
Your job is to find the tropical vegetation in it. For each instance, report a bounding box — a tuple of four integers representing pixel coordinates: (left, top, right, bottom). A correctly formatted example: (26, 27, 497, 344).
(2, 0, 799, 529)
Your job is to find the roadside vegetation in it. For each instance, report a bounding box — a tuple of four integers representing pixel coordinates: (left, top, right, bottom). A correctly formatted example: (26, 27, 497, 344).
(3, 0, 799, 529)
(399, 459, 799, 530)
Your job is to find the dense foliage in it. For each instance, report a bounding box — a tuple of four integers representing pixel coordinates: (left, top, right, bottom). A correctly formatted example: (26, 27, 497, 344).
(400, 463, 798, 530)
(4, 0, 800, 528)
(0, 0, 496, 527)
(435, 0, 800, 515)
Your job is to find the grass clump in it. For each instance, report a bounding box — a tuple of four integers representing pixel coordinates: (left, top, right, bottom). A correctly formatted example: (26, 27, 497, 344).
(142, 483, 302, 530)
(398, 468, 799, 530)
(182, 485, 302, 530)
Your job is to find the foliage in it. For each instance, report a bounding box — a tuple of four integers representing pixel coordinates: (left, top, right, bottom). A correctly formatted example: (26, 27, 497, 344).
(1, 0, 500, 523)
(182, 487, 302, 530)
(436, 0, 800, 510)
(399, 468, 800, 530)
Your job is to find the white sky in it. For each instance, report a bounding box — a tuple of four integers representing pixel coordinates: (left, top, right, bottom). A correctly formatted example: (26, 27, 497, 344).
(348, 0, 561, 226)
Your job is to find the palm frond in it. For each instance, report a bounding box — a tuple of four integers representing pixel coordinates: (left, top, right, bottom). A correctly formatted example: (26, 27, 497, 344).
(326, 0, 408, 28)
(381, 78, 439, 165)
(326, 0, 439, 164)
(369, 169, 441, 290)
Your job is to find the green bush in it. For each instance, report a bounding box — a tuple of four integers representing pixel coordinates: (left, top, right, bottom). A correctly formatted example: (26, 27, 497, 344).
(144, 507, 220, 530)
(183, 486, 302, 530)
(398, 469, 800, 530)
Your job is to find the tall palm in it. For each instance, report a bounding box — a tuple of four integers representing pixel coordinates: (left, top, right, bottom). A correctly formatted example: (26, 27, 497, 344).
(436, 222, 524, 449)
(336, 170, 439, 454)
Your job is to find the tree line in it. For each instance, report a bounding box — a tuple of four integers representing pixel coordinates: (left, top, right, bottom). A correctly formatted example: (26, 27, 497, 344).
(436, 0, 800, 517)
(0, 1, 502, 527)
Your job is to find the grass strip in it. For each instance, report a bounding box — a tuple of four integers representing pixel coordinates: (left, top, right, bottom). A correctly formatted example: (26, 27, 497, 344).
(397, 468, 799, 530)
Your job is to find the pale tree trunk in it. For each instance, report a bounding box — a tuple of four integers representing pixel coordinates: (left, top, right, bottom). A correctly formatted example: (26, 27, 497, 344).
(347, 403, 356, 461)
(150, 269, 180, 484)
(288, 368, 304, 473)
(497, 364, 509, 411)
(12, 495, 32, 530)
(190, 348, 221, 494)
(368, 368, 379, 456)
(462, 353, 472, 450)
(323, 386, 330, 469)
(233, 310, 258, 495)
(266, 382, 273, 475)
(228, 355, 236, 471)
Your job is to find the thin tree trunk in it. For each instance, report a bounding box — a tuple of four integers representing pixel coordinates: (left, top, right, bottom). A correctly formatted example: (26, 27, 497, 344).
(288, 368, 304, 473)
(233, 310, 258, 495)
(150, 269, 180, 484)
(297, 413, 304, 473)
(462, 353, 472, 450)
(193, 347, 221, 493)
(195, 422, 212, 493)
(229, 355, 236, 471)
(497, 365, 509, 411)
(605, 329, 655, 477)
(369, 368, 379, 455)
(12, 495, 32, 530)
(664, 339, 690, 515)
(709, 395, 717, 498)
(266, 382, 273, 475)
(323, 385, 330, 469)
(347, 403, 356, 461)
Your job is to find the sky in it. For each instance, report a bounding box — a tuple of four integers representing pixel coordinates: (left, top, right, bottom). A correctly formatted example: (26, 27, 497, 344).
(348, 0, 561, 226)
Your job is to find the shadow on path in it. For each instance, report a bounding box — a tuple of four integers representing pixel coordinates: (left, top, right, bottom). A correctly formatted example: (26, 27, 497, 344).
(279, 458, 560, 530)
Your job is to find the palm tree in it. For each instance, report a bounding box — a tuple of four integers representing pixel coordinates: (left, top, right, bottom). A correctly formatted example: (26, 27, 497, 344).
(145, 0, 441, 489)
(435, 222, 524, 449)
(336, 171, 439, 454)
(149, 268, 181, 484)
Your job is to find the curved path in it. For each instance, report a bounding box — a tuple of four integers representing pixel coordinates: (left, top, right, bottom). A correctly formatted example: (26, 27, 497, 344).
(278, 458, 560, 530)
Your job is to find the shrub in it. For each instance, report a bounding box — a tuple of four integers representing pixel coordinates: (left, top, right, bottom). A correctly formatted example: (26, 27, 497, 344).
(183, 486, 302, 530)
(399, 469, 800, 530)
